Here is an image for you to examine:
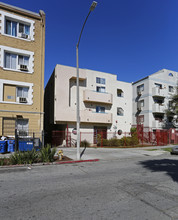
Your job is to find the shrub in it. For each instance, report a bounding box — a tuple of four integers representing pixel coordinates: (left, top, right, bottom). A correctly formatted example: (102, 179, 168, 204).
(130, 127, 137, 135)
(0, 158, 10, 166)
(102, 139, 109, 146)
(10, 149, 38, 165)
(10, 151, 24, 165)
(108, 138, 120, 147)
(80, 140, 90, 147)
(22, 149, 38, 164)
(39, 144, 56, 162)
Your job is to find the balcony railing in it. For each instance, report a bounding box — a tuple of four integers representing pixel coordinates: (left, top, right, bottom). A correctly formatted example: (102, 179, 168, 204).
(81, 111, 112, 124)
(55, 108, 112, 124)
(83, 90, 113, 104)
(152, 103, 165, 113)
(152, 87, 166, 97)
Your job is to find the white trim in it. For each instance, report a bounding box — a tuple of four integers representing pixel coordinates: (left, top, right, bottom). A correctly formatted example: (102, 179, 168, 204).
(0, 10, 35, 41)
(0, 79, 33, 105)
(0, 45, 34, 73)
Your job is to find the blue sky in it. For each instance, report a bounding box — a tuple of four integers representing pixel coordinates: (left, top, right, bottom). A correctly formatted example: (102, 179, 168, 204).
(2, 0, 178, 86)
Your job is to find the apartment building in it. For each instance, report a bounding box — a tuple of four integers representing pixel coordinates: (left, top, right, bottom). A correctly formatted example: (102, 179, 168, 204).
(132, 69, 178, 130)
(0, 2, 45, 136)
(44, 64, 132, 145)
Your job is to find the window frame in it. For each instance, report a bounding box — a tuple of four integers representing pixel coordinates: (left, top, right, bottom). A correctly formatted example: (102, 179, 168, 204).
(0, 45, 34, 73)
(0, 79, 33, 105)
(96, 77, 106, 85)
(0, 10, 35, 41)
(117, 107, 124, 116)
(96, 86, 106, 93)
(169, 86, 174, 93)
(96, 106, 105, 113)
(16, 118, 29, 135)
(117, 89, 124, 97)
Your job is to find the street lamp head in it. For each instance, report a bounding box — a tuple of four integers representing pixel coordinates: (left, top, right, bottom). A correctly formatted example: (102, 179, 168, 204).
(90, 1, 97, 11)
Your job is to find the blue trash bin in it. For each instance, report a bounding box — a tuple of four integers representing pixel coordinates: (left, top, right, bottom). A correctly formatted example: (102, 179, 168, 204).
(0, 141, 7, 153)
(19, 140, 33, 151)
(7, 140, 15, 152)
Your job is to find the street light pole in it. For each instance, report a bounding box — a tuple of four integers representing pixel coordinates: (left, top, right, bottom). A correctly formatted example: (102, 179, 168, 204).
(76, 1, 97, 160)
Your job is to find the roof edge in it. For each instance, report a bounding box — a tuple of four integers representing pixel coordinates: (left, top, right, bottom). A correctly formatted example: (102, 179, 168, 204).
(0, 2, 44, 19)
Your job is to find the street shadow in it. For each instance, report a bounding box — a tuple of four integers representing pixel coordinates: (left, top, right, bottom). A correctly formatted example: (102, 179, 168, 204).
(139, 159, 178, 182)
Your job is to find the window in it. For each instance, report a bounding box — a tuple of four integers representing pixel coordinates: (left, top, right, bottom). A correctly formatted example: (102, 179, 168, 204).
(5, 18, 30, 39)
(137, 84, 144, 95)
(117, 89, 124, 97)
(169, 73, 173, 77)
(4, 52, 17, 69)
(155, 83, 162, 89)
(4, 51, 30, 71)
(96, 106, 105, 113)
(6, 19, 17, 36)
(0, 10, 35, 40)
(96, 77, 105, 84)
(16, 119, 29, 135)
(117, 107, 124, 116)
(19, 23, 30, 35)
(169, 86, 174, 93)
(96, 86, 106, 93)
(0, 79, 33, 105)
(17, 87, 29, 98)
(137, 100, 144, 111)
(18, 55, 29, 66)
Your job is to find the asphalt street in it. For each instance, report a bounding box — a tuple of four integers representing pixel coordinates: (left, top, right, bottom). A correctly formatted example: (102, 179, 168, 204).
(1, 151, 178, 220)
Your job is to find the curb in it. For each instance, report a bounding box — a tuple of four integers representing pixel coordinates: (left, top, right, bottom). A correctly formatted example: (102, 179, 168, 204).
(0, 159, 99, 169)
(54, 159, 99, 164)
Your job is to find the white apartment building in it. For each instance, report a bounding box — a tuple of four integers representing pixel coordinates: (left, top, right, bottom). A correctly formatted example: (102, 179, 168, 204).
(45, 64, 132, 145)
(132, 69, 178, 130)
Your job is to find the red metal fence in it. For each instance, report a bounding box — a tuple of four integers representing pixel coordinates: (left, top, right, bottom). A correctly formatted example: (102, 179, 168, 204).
(50, 128, 178, 147)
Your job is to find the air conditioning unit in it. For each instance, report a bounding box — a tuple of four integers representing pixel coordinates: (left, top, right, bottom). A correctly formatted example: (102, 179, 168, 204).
(20, 64, 28, 71)
(19, 97, 27, 103)
(20, 33, 28, 39)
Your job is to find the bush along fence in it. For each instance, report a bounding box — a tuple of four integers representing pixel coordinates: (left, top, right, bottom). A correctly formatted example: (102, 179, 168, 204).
(0, 129, 44, 154)
(50, 127, 178, 148)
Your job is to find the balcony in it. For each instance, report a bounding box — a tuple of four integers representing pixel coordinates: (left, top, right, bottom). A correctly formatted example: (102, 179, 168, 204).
(83, 90, 113, 105)
(152, 120, 164, 129)
(81, 111, 112, 124)
(152, 103, 165, 113)
(152, 87, 166, 97)
(55, 108, 112, 124)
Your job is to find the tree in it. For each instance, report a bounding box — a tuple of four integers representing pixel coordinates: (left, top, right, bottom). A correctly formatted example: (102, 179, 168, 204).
(164, 85, 178, 128)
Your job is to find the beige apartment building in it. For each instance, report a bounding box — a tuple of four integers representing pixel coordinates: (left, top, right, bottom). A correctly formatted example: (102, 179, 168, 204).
(45, 64, 132, 145)
(0, 2, 45, 136)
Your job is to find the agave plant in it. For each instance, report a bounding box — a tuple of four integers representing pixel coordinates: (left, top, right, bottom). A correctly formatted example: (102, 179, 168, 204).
(39, 144, 56, 162)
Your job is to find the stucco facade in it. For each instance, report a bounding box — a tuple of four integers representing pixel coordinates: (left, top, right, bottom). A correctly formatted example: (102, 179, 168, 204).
(45, 64, 132, 144)
(132, 69, 178, 130)
(0, 2, 45, 136)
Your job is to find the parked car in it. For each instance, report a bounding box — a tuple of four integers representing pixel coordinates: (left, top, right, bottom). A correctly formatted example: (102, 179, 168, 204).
(171, 146, 178, 155)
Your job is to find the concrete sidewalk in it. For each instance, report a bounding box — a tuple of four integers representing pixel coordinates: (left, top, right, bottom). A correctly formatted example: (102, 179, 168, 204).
(0, 145, 174, 161)
(60, 145, 172, 161)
